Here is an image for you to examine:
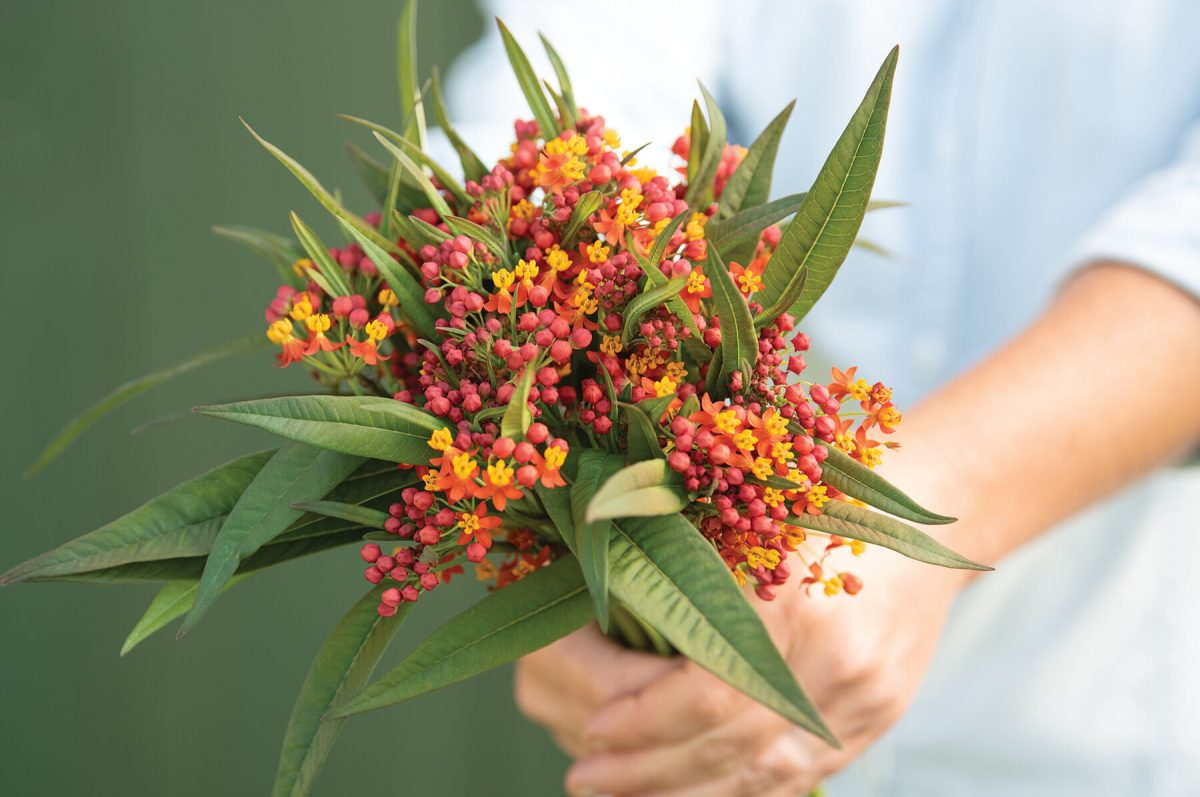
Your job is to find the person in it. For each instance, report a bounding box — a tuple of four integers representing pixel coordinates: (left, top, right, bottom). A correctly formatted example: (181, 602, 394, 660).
(439, 1, 1200, 794)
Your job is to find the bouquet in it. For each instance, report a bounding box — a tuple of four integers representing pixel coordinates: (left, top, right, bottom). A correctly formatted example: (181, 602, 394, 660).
(5, 6, 987, 795)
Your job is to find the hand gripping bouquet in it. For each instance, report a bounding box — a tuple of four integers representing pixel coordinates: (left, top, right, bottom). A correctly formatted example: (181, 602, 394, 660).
(6, 7, 989, 794)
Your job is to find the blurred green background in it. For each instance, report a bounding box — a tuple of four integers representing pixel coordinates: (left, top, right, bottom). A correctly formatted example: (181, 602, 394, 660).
(0, 1, 571, 794)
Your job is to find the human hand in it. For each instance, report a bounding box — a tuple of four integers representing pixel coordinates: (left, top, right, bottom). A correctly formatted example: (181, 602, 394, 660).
(516, 546, 969, 796)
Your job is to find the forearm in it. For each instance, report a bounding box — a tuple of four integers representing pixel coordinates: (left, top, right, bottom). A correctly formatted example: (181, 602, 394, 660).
(884, 262, 1200, 567)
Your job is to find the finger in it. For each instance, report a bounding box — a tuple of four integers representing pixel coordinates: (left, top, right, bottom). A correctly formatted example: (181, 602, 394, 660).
(526, 625, 682, 708)
(566, 707, 787, 796)
(551, 729, 587, 759)
(617, 734, 814, 797)
(583, 661, 747, 752)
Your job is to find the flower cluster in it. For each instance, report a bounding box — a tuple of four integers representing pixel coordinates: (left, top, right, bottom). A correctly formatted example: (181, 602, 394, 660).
(257, 108, 901, 615)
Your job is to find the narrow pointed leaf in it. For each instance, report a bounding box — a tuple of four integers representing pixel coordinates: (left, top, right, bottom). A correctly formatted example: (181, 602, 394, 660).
(195, 395, 449, 464)
(241, 118, 400, 255)
(607, 514, 836, 744)
(684, 83, 727, 207)
(586, 459, 686, 523)
(539, 33, 577, 126)
(442, 214, 507, 261)
(212, 224, 303, 283)
(686, 100, 708, 187)
(3, 450, 273, 584)
(344, 141, 392, 206)
(500, 366, 535, 439)
(561, 190, 602, 248)
(289, 212, 352, 297)
(707, 192, 806, 255)
(704, 247, 756, 397)
(273, 587, 411, 797)
(288, 501, 389, 530)
(756, 47, 898, 326)
(181, 444, 364, 634)
(430, 67, 488, 182)
(620, 276, 687, 347)
(396, 0, 423, 147)
(619, 403, 664, 463)
(332, 555, 590, 717)
(717, 101, 795, 217)
(816, 443, 955, 524)
(797, 501, 987, 570)
(339, 220, 440, 339)
(23, 335, 268, 479)
(496, 19, 559, 138)
(567, 450, 626, 629)
(121, 575, 249, 656)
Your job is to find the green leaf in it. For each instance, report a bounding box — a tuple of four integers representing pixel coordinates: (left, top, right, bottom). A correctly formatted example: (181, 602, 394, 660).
(816, 443, 955, 524)
(620, 276, 687, 347)
(568, 451, 626, 630)
(500, 365, 536, 440)
(704, 247, 757, 397)
(396, 0, 423, 147)
(241, 118, 400, 256)
(619, 403, 664, 463)
(586, 459, 686, 523)
(121, 575, 249, 656)
(273, 587, 411, 797)
(212, 224, 303, 283)
(607, 514, 835, 744)
(429, 67, 488, 182)
(625, 215, 702, 342)
(684, 83, 727, 207)
(645, 211, 691, 272)
(756, 47, 898, 327)
(181, 444, 364, 634)
(562, 190, 602, 249)
(797, 501, 988, 570)
(539, 34, 577, 127)
(331, 555, 591, 717)
(496, 19, 560, 139)
(195, 395, 449, 465)
(364, 131, 453, 218)
(686, 100, 708, 188)
(23, 334, 268, 479)
(288, 501, 390, 530)
(339, 220, 440, 340)
(707, 192, 806, 256)
(289, 212, 352, 297)
(718, 101, 794, 218)
(2, 450, 273, 584)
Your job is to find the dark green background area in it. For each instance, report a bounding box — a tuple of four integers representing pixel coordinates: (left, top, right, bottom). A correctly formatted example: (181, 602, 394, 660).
(0, 2, 569, 794)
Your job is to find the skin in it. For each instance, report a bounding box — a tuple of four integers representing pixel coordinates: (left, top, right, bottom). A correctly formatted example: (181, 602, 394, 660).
(513, 262, 1200, 797)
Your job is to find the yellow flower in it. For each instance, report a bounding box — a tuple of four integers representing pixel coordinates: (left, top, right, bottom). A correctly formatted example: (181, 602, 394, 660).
(543, 446, 567, 471)
(834, 433, 856, 453)
(586, 241, 610, 263)
(763, 488, 785, 508)
(514, 258, 539, 283)
(603, 129, 621, 149)
(600, 335, 623, 355)
(377, 288, 400, 308)
(428, 428, 454, 452)
(849, 539, 866, 556)
(850, 379, 871, 402)
(824, 575, 844, 596)
(512, 199, 535, 220)
(737, 270, 763, 294)
(289, 294, 314, 321)
(860, 447, 883, 469)
(746, 546, 781, 570)
(292, 258, 315, 279)
(751, 457, 774, 480)
(806, 485, 830, 510)
(487, 460, 514, 487)
(733, 429, 758, 452)
(458, 511, 481, 534)
(652, 375, 678, 398)
(685, 212, 707, 241)
(452, 451, 477, 480)
(266, 319, 294, 344)
(492, 268, 515, 292)
(364, 319, 389, 343)
(714, 410, 741, 435)
(422, 472, 441, 490)
(305, 313, 332, 334)
(763, 411, 789, 437)
(546, 246, 571, 272)
(771, 441, 795, 464)
(686, 270, 707, 294)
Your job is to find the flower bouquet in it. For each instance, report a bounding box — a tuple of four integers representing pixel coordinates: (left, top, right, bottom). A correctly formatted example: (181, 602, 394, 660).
(5, 6, 987, 795)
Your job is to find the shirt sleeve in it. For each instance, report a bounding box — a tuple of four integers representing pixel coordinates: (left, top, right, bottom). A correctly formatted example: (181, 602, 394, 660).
(435, 0, 731, 174)
(1068, 120, 1200, 299)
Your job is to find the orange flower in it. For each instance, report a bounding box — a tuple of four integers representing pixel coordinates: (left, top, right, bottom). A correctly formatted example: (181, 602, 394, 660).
(433, 447, 479, 503)
(456, 503, 502, 548)
(266, 319, 307, 367)
(348, 318, 391, 365)
(476, 460, 523, 511)
(532, 442, 568, 489)
(682, 266, 711, 313)
(302, 313, 343, 356)
(729, 257, 766, 297)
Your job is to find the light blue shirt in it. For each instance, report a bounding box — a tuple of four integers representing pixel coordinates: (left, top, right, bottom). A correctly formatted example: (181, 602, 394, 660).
(444, 2, 1200, 793)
